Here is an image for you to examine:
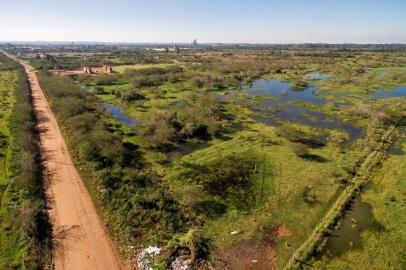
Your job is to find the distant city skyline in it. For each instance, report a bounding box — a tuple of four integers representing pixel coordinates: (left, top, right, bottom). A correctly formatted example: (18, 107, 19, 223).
(1, 0, 406, 44)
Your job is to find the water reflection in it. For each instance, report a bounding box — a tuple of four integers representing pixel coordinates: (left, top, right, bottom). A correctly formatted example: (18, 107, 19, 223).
(243, 80, 363, 143)
(105, 105, 136, 126)
(370, 86, 406, 99)
(243, 79, 326, 105)
(322, 196, 381, 257)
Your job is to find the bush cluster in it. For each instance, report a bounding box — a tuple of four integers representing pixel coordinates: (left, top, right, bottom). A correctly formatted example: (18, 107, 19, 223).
(141, 95, 227, 149)
(37, 72, 192, 245)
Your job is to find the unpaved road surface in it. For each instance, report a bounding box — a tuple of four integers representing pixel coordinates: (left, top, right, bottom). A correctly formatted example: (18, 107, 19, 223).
(23, 63, 126, 270)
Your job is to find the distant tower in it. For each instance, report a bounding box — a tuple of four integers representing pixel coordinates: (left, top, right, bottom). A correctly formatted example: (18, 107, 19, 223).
(192, 39, 198, 47)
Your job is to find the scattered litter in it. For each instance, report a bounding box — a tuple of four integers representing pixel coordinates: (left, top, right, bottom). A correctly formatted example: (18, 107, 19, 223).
(144, 246, 161, 256)
(133, 246, 161, 270)
(171, 256, 192, 270)
(230, 231, 239, 235)
(350, 218, 359, 223)
(252, 259, 258, 263)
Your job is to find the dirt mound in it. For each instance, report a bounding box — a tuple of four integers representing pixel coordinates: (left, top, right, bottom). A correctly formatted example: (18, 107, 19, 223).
(276, 225, 292, 239)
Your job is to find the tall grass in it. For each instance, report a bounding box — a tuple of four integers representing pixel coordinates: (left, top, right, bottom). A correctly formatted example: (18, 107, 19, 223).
(0, 53, 51, 269)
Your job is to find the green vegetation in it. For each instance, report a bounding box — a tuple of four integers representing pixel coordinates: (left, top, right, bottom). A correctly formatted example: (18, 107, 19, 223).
(0, 53, 51, 269)
(11, 46, 406, 269)
(285, 124, 398, 269)
(25, 51, 173, 71)
(36, 72, 206, 265)
(113, 63, 176, 73)
(315, 132, 406, 269)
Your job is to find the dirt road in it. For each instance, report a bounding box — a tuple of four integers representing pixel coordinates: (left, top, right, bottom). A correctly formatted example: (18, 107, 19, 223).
(23, 63, 126, 269)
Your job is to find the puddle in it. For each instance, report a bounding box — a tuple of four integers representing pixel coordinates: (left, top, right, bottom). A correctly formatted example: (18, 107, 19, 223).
(321, 195, 381, 257)
(251, 103, 363, 143)
(175, 99, 188, 106)
(167, 141, 208, 160)
(243, 80, 326, 105)
(305, 72, 329, 81)
(387, 143, 404, 155)
(105, 105, 136, 126)
(370, 86, 406, 99)
(387, 130, 405, 156)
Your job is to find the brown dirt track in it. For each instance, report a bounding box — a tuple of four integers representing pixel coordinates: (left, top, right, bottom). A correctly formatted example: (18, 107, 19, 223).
(23, 63, 127, 270)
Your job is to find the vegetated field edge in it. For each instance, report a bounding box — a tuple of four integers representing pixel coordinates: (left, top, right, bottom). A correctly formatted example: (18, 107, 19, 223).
(0, 52, 51, 269)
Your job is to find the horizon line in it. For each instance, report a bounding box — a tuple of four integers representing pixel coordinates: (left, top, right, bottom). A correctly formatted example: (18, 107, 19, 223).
(1, 40, 406, 45)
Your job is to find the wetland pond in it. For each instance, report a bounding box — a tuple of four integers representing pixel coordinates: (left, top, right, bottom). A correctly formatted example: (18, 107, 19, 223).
(243, 79, 326, 105)
(370, 85, 406, 99)
(242, 80, 364, 142)
(105, 105, 137, 126)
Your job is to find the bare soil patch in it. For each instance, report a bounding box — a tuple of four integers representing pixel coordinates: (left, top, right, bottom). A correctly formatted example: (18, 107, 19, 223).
(215, 225, 292, 270)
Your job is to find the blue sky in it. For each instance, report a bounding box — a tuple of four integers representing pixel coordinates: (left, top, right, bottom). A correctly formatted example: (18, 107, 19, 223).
(1, 0, 405, 43)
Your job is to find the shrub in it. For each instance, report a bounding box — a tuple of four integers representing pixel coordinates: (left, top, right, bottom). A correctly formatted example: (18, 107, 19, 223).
(187, 156, 256, 207)
(120, 88, 145, 102)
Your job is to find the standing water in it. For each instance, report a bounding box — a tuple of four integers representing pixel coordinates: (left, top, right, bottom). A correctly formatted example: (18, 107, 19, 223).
(243, 79, 363, 143)
(321, 195, 381, 257)
(370, 86, 406, 99)
(243, 79, 326, 105)
(105, 105, 136, 126)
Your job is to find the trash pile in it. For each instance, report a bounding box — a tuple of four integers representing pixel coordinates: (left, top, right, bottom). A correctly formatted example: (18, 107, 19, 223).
(133, 246, 161, 270)
(171, 256, 192, 270)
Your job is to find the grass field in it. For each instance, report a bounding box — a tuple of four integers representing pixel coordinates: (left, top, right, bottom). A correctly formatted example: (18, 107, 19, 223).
(164, 124, 351, 268)
(0, 53, 51, 269)
(112, 63, 176, 73)
(0, 70, 23, 268)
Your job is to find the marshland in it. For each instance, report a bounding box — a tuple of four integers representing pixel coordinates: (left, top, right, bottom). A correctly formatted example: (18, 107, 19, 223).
(2, 44, 404, 269)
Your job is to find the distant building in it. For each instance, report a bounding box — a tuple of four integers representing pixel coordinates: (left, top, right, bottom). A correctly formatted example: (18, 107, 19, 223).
(191, 39, 198, 47)
(103, 65, 113, 73)
(83, 66, 93, 74)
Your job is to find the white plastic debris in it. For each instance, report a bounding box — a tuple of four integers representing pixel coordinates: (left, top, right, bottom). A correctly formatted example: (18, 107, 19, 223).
(171, 257, 192, 270)
(230, 231, 239, 235)
(134, 246, 161, 270)
(144, 245, 161, 256)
